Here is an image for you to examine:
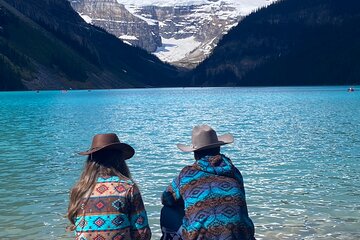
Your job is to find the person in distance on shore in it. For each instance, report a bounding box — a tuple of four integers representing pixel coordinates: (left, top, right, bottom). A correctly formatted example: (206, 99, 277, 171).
(161, 125, 255, 240)
(67, 133, 151, 240)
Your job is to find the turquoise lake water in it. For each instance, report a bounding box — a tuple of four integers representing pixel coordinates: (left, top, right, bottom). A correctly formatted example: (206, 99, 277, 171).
(0, 87, 359, 239)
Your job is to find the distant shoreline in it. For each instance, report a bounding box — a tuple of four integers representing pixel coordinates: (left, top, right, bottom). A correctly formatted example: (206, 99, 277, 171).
(0, 85, 357, 93)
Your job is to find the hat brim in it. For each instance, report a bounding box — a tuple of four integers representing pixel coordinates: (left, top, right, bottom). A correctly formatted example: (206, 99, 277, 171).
(177, 133, 234, 152)
(78, 142, 135, 160)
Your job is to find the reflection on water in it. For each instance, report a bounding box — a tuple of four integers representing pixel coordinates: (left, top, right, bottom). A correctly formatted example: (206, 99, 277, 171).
(0, 87, 359, 239)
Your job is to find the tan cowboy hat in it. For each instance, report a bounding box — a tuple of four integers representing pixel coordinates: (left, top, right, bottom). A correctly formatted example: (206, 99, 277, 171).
(177, 125, 234, 152)
(79, 133, 135, 160)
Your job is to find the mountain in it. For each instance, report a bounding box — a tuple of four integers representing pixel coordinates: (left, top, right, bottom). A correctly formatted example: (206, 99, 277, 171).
(70, 0, 162, 52)
(0, 0, 178, 91)
(189, 0, 360, 86)
(70, 0, 275, 68)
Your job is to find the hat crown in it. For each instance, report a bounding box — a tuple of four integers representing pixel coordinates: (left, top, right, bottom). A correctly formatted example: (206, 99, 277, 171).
(79, 133, 135, 159)
(191, 125, 219, 149)
(176, 125, 234, 152)
(91, 133, 120, 150)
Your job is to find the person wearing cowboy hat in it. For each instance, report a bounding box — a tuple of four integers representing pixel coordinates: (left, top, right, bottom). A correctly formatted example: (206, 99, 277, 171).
(67, 133, 151, 240)
(161, 125, 255, 240)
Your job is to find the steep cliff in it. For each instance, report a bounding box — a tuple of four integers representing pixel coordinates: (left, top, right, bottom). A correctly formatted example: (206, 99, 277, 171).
(132, 3, 243, 68)
(70, 0, 275, 68)
(70, 0, 162, 52)
(189, 0, 360, 86)
(0, 0, 178, 91)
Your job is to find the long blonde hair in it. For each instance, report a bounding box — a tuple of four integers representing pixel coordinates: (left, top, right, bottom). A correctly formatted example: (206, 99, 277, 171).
(67, 150, 131, 229)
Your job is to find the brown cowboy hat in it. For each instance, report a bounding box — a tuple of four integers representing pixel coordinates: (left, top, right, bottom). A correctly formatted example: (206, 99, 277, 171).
(78, 133, 135, 160)
(177, 125, 234, 152)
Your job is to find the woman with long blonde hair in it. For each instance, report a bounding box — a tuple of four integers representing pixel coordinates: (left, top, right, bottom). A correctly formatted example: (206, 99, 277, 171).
(68, 133, 151, 240)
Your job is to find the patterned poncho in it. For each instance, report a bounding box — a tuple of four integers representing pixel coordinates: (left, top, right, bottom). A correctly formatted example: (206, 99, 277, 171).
(74, 175, 151, 240)
(162, 154, 255, 240)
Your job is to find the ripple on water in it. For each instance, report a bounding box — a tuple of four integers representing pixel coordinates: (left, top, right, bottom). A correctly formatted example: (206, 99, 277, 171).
(0, 87, 359, 239)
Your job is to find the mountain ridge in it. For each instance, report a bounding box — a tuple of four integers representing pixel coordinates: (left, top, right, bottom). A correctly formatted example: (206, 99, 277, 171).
(188, 0, 360, 86)
(71, 0, 275, 68)
(0, 0, 179, 91)
(2, 0, 359, 90)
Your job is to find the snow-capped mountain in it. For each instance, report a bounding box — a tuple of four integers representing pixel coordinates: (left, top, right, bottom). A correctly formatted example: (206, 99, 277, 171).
(70, 0, 162, 52)
(70, 0, 276, 68)
(120, 0, 274, 15)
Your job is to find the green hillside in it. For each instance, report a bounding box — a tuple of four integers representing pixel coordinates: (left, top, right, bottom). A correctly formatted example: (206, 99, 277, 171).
(0, 0, 178, 91)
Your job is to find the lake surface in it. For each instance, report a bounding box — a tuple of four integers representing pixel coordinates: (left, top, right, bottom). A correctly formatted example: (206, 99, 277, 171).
(0, 87, 359, 239)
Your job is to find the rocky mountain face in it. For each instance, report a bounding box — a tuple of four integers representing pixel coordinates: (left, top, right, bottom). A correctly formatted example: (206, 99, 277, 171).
(0, 0, 178, 91)
(188, 0, 360, 86)
(130, 2, 243, 68)
(70, 0, 161, 52)
(70, 0, 275, 68)
(128, 1, 242, 68)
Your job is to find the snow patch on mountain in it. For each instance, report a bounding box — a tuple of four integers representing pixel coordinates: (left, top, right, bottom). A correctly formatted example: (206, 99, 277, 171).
(155, 36, 201, 63)
(120, 0, 275, 15)
(119, 0, 209, 7)
(119, 0, 276, 66)
(120, 35, 139, 40)
(80, 14, 92, 24)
